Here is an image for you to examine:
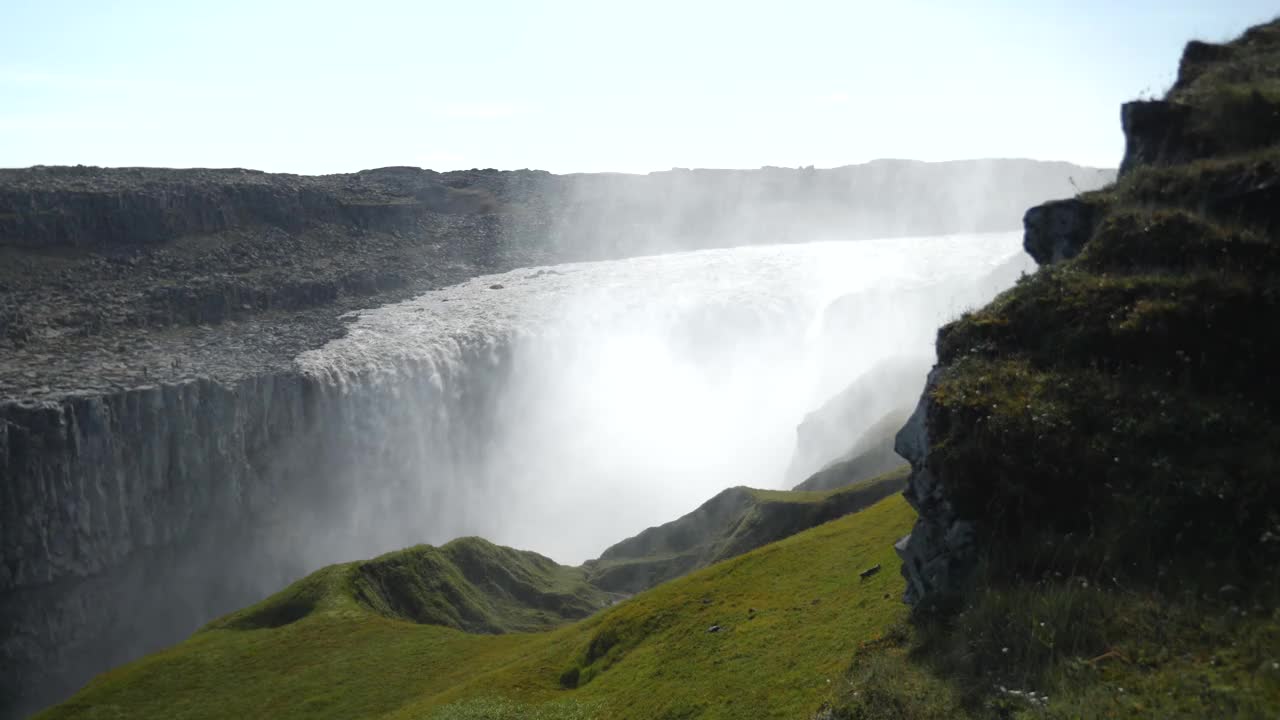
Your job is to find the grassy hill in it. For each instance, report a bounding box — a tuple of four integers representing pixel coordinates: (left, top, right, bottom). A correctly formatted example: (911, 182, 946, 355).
(214, 536, 618, 636)
(585, 468, 908, 593)
(39, 495, 916, 720)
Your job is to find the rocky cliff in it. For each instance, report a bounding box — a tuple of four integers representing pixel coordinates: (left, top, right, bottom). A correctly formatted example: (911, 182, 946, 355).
(784, 356, 926, 487)
(1, 338, 518, 717)
(895, 21, 1280, 607)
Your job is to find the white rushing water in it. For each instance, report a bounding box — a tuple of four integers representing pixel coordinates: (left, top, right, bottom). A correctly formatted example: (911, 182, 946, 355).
(298, 233, 1031, 564)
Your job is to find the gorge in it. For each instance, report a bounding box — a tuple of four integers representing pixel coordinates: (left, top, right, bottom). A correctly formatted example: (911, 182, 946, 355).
(0, 160, 1111, 717)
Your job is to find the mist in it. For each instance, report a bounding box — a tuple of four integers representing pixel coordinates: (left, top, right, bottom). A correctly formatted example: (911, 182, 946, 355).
(299, 231, 1033, 564)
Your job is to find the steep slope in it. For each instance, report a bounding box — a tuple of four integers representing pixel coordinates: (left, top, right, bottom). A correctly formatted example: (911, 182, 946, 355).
(584, 468, 908, 594)
(792, 409, 908, 492)
(784, 355, 930, 485)
(38, 495, 916, 720)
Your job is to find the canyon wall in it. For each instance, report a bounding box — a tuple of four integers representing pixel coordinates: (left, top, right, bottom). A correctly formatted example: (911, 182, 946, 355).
(1, 333, 520, 717)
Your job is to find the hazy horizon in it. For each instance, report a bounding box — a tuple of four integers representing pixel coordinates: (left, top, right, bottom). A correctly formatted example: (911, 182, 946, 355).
(5, 156, 1117, 176)
(3, 1, 1276, 175)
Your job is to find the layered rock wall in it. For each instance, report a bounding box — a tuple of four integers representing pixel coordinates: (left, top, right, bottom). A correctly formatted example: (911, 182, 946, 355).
(0, 332, 515, 717)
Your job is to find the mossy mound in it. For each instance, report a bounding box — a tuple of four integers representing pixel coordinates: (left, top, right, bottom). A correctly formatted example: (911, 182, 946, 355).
(214, 536, 615, 636)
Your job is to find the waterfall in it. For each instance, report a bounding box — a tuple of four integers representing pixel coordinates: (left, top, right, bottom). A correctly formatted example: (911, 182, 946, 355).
(1, 232, 1030, 714)
(294, 232, 1031, 563)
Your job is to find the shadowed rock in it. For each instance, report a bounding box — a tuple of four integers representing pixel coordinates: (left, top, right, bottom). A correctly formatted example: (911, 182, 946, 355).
(1022, 197, 1104, 265)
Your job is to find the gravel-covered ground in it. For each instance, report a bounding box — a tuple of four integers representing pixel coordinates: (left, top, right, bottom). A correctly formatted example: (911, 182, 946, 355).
(0, 161, 1113, 403)
(0, 167, 558, 402)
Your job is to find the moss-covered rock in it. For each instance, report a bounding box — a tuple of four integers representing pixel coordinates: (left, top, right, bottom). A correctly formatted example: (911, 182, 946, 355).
(898, 17, 1280, 607)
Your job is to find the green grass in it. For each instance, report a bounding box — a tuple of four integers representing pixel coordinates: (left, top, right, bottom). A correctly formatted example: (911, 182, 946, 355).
(40, 494, 917, 720)
(212, 536, 615, 636)
(428, 697, 604, 720)
(827, 578, 1280, 719)
(36, 484, 1280, 720)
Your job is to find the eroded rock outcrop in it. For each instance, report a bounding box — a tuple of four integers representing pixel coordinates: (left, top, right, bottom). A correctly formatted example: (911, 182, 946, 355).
(1022, 197, 1105, 265)
(1118, 100, 1197, 176)
(892, 371, 974, 605)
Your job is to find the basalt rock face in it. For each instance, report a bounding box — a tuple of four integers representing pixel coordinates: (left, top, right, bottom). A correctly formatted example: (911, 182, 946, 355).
(1, 377, 308, 593)
(1022, 197, 1104, 265)
(1172, 40, 1236, 93)
(1118, 100, 1197, 177)
(0, 166, 494, 250)
(0, 335, 517, 717)
(0, 375, 314, 715)
(892, 370, 974, 606)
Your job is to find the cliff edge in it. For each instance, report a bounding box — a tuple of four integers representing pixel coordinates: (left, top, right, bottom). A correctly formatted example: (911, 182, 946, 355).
(857, 18, 1280, 719)
(896, 16, 1280, 608)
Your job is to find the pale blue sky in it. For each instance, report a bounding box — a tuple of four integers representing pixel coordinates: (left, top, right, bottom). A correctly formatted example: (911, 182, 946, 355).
(1, 1, 1275, 174)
